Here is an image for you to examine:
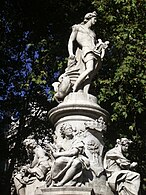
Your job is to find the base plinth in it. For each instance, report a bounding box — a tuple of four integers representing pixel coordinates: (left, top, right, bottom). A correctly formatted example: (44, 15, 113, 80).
(35, 186, 113, 195)
(36, 187, 93, 195)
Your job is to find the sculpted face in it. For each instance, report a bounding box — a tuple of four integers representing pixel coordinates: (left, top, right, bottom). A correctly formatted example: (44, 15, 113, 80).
(64, 126, 73, 136)
(121, 143, 129, 152)
(91, 17, 97, 25)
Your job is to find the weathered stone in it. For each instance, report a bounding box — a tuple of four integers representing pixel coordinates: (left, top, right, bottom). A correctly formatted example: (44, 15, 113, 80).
(36, 187, 93, 195)
(35, 186, 114, 195)
(48, 91, 112, 193)
(52, 11, 109, 101)
(14, 11, 140, 195)
(104, 138, 141, 195)
(49, 92, 109, 126)
(14, 138, 50, 195)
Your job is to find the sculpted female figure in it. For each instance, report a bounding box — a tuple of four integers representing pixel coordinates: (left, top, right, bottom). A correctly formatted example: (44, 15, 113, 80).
(50, 124, 90, 186)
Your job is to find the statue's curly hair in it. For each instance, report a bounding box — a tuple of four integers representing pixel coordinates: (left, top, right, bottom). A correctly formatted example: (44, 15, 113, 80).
(83, 11, 97, 24)
(60, 123, 73, 138)
(23, 137, 37, 148)
(116, 138, 132, 147)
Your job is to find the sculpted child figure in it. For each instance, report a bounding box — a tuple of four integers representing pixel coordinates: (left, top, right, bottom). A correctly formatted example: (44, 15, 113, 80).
(104, 138, 140, 195)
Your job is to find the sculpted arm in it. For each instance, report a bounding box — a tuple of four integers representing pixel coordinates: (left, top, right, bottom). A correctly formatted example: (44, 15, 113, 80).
(116, 158, 131, 169)
(117, 159, 138, 170)
(30, 152, 38, 168)
(30, 147, 45, 168)
(68, 25, 78, 58)
(105, 150, 131, 169)
(53, 147, 79, 158)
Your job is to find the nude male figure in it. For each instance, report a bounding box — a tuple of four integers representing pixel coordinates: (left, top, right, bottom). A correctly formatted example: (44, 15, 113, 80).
(68, 11, 103, 93)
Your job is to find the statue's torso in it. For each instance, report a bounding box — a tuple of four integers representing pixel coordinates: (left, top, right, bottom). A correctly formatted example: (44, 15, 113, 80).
(74, 24, 96, 54)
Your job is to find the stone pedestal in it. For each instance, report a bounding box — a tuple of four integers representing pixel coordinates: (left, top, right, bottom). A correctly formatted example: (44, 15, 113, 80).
(36, 187, 94, 195)
(49, 92, 109, 125)
(47, 92, 113, 195)
(49, 92, 109, 144)
(35, 186, 114, 195)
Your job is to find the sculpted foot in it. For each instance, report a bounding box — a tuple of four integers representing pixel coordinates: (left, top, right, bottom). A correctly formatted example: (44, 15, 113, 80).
(53, 182, 63, 187)
(72, 85, 77, 92)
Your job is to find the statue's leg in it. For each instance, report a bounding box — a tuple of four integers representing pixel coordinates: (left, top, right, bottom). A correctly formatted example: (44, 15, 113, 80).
(115, 171, 140, 195)
(54, 158, 82, 186)
(18, 188, 25, 195)
(14, 177, 25, 195)
(73, 60, 94, 92)
(83, 60, 98, 93)
(83, 79, 90, 94)
(123, 172, 140, 195)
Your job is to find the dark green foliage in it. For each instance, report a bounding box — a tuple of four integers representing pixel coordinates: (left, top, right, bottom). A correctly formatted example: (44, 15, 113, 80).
(92, 0, 146, 193)
(0, 1, 94, 194)
(0, 0, 146, 194)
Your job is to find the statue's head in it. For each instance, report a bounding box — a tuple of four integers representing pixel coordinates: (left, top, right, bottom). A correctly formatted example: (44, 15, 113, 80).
(23, 137, 37, 149)
(97, 116, 104, 123)
(60, 123, 73, 138)
(116, 138, 132, 152)
(83, 11, 97, 24)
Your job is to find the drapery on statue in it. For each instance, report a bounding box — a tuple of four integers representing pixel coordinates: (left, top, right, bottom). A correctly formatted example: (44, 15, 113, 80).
(50, 124, 90, 187)
(14, 137, 50, 195)
(53, 11, 109, 101)
(104, 138, 140, 195)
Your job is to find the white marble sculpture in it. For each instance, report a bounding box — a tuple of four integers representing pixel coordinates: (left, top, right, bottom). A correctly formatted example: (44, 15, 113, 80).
(104, 138, 140, 195)
(53, 11, 109, 101)
(47, 117, 108, 188)
(14, 12, 141, 195)
(14, 137, 50, 195)
(49, 123, 90, 187)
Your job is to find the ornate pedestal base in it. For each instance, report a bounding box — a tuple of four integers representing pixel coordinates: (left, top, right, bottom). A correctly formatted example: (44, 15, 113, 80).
(48, 92, 113, 195)
(35, 186, 113, 195)
(49, 92, 109, 125)
(49, 92, 109, 145)
(36, 187, 93, 195)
